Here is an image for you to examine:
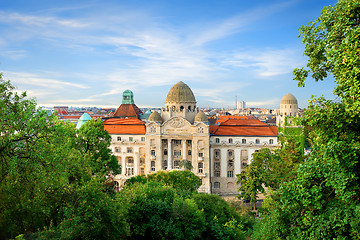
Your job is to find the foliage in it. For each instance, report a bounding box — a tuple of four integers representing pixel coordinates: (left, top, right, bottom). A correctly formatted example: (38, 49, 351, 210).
(0, 76, 124, 239)
(179, 159, 193, 170)
(119, 181, 205, 240)
(253, 0, 360, 238)
(125, 170, 201, 193)
(192, 193, 250, 240)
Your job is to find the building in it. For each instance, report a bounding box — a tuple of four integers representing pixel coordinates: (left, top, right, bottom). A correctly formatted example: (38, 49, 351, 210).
(104, 82, 279, 195)
(276, 93, 299, 126)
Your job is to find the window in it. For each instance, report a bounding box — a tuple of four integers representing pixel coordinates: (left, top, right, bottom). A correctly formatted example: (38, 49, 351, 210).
(215, 138, 220, 143)
(174, 160, 180, 169)
(198, 127, 204, 133)
(215, 149, 220, 158)
(140, 168, 145, 175)
(127, 147, 132, 153)
(126, 167, 134, 176)
(117, 136, 122, 141)
(228, 160, 233, 168)
(140, 158, 145, 164)
(242, 139, 246, 144)
(229, 138, 233, 144)
(174, 150, 181, 157)
(214, 162, 220, 169)
(127, 158, 134, 164)
(198, 152, 204, 157)
(215, 171, 220, 177)
(188, 150, 192, 156)
(228, 150, 233, 157)
(269, 139, 274, 144)
(227, 171, 234, 178)
(214, 182, 220, 189)
(255, 139, 260, 144)
(163, 160, 168, 170)
(141, 137, 145, 141)
(129, 137, 133, 142)
(164, 149, 168, 155)
(151, 161, 156, 171)
(187, 140, 192, 145)
(173, 140, 181, 145)
(150, 127, 156, 133)
(151, 150, 156, 156)
(198, 162, 203, 173)
(115, 147, 121, 153)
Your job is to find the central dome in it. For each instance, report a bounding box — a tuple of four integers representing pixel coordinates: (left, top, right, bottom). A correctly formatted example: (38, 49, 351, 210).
(165, 81, 196, 103)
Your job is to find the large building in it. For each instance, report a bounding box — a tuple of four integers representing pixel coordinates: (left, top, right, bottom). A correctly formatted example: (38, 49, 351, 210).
(104, 81, 279, 195)
(276, 93, 299, 126)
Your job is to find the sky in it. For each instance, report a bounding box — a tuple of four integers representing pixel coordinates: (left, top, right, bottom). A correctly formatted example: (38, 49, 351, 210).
(0, 0, 338, 109)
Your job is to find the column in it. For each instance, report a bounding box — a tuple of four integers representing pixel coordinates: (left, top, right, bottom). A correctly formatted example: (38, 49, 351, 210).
(182, 140, 187, 160)
(168, 139, 172, 170)
(134, 147, 139, 175)
(122, 154, 126, 176)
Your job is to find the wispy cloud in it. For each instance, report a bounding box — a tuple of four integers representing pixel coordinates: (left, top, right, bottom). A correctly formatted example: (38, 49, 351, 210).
(222, 48, 306, 78)
(4, 71, 89, 89)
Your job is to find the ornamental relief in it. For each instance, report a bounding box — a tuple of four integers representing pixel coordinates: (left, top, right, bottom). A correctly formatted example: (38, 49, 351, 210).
(169, 118, 185, 128)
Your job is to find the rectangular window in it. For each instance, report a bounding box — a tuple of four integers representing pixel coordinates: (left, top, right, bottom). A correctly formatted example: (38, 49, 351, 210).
(129, 137, 133, 142)
(151, 161, 155, 171)
(174, 160, 180, 169)
(127, 147, 132, 153)
(215, 138, 220, 143)
(141, 137, 145, 141)
(198, 162, 203, 173)
(127, 158, 134, 164)
(164, 149, 168, 155)
(117, 136, 121, 141)
(214, 182, 220, 189)
(215, 150, 220, 158)
(214, 162, 220, 169)
(173, 140, 181, 145)
(256, 139, 260, 144)
(215, 171, 220, 177)
(115, 147, 120, 153)
(187, 140, 192, 145)
(140, 168, 145, 175)
(229, 138, 233, 144)
(242, 139, 246, 144)
(151, 150, 156, 156)
(174, 150, 181, 157)
(228, 151, 233, 157)
(188, 150, 192, 155)
(140, 158, 145, 164)
(227, 171, 234, 178)
(198, 152, 204, 157)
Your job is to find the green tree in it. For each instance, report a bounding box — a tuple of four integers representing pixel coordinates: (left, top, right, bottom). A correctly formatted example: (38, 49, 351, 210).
(0, 77, 125, 239)
(253, 1, 360, 238)
(119, 181, 205, 240)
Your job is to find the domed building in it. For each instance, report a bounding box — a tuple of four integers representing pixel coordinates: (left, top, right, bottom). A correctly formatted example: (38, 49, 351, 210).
(277, 93, 299, 126)
(106, 81, 279, 195)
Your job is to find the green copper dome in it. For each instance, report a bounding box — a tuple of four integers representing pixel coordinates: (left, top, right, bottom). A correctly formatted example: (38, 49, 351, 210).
(76, 113, 92, 129)
(165, 81, 196, 103)
(122, 89, 134, 104)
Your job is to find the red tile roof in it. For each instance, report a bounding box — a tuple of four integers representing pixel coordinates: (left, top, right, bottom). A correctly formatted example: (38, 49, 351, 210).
(215, 115, 255, 125)
(210, 119, 277, 136)
(103, 118, 146, 134)
(113, 104, 143, 118)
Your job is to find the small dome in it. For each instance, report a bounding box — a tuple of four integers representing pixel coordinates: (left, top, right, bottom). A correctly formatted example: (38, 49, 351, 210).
(76, 113, 92, 129)
(281, 93, 298, 104)
(165, 81, 196, 103)
(195, 111, 208, 122)
(148, 111, 163, 123)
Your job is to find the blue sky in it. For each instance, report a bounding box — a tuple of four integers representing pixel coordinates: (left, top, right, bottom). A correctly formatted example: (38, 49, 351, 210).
(0, 0, 338, 109)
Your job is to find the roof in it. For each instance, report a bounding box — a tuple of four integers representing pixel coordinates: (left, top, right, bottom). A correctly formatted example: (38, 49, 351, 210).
(103, 118, 146, 134)
(113, 104, 143, 118)
(281, 93, 298, 104)
(148, 111, 163, 123)
(165, 81, 196, 103)
(76, 113, 92, 129)
(195, 111, 208, 122)
(215, 115, 255, 125)
(209, 119, 278, 136)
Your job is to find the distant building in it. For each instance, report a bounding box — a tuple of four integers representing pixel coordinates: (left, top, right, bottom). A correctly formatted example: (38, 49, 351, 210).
(276, 93, 299, 127)
(104, 82, 279, 195)
(236, 100, 246, 109)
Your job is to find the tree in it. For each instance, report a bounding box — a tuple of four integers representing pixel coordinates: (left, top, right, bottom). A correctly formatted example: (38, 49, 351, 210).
(0, 76, 125, 239)
(253, 1, 360, 238)
(119, 181, 205, 240)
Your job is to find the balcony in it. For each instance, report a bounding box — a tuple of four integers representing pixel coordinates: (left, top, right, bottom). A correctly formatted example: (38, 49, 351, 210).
(198, 156, 204, 161)
(150, 156, 156, 160)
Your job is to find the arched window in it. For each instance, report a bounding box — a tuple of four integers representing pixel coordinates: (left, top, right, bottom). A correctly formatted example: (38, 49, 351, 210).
(180, 106, 184, 111)
(269, 139, 274, 144)
(255, 139, 260, 144)
(242, 139, 246, 144)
